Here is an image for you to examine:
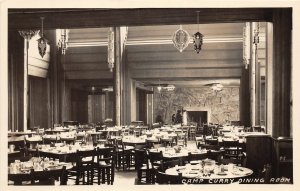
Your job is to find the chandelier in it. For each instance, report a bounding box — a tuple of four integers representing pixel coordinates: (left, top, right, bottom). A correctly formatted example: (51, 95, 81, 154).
(57, 29, 69, 55)
(37, 17, 48, 58)
(107, 27, 114, 72)
(172, 25, 190, 52)
(193, 11, 204, 54)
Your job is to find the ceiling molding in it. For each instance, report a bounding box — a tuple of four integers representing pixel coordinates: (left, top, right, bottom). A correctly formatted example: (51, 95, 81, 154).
(68, 36, 243, 48)
(126, 36, 243, 46)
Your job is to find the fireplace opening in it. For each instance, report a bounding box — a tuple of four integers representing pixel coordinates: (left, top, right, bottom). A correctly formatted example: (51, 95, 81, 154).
(187, 111, 208, 126)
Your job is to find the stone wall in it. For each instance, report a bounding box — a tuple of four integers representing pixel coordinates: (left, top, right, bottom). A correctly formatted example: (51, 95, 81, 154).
(153, 87, 240, 125)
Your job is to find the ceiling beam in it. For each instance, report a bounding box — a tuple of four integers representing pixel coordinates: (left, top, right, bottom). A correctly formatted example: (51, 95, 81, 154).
(63, 63, 109, 71)
(131, 68, 241, 79)
(65, 71, 113, 79)
(127, 49, 242, 62)
(65, 53, 107, 63)
(129, 60, 242, 69)
(8, 8, 273, 30)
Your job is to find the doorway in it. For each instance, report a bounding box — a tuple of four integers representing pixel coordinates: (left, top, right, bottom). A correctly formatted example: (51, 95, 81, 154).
(136, 88, 147, 124)
(71, 89, 88, 123)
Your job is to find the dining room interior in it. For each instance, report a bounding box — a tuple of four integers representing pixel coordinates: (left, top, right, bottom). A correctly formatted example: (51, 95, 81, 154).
(5, 7, 293, 186)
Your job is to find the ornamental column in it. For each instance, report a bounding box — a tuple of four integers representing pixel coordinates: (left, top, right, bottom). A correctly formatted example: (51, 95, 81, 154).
(19, 30, 39, 131)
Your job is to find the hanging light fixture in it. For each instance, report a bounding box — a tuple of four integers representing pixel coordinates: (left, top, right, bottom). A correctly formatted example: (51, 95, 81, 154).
(193, 11, 204, 54)
(57, 29, 69, 55)
(172, 25, 190, 52)
(37, 17, 48, 58)
(107, 27, 114, 72)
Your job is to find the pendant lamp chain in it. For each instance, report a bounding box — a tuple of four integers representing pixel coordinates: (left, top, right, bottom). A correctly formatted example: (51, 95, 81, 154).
(41, 17, 44, 37)
(197, 11, 199, 32)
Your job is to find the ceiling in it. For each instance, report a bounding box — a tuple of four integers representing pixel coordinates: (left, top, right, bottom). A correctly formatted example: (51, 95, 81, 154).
(64, 23, 250, 88)
(7, 8, 268, 90)
(8, 8, 273, 30)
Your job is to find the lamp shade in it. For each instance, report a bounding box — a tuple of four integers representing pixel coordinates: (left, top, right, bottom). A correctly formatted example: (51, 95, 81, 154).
(172, 26, 190, 53)
(193, 32, 204, 54)
(37, 36, 48, 58)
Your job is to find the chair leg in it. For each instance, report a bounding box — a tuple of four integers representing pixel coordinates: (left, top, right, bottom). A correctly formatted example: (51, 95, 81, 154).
(111, 167, 114, 185)
(102, 168, 105, 184)
(106, 168, 111, 185)
(97, 167, 101, 185)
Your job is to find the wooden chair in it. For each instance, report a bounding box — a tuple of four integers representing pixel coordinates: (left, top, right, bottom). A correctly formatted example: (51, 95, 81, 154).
(204, 138, 218, 145)
(43, 136, 58, 144)
(97, 131, 109, 145)
(115, 139, 133, 170)
(122, 128, 130, 136)
(189, 126, 196, 140)
(160, 159, 182, 172)
(74, 132, 86, 143)
(156, 171, 183, 184)
(146, 139, 160, 149)
(176, 133, 187, 147)
(187, 152, 208, 163)
(60, 137, 75, 145)
(218, 157, 243, 166)
(160, 137, 176, 147)
(133, 130, 141, 137)
(198, 143, 221, 151)
(94, 147, 115, 185)
(67, 149, 96, 185)
(221, 140, 243, 159)
(206, 150, 223, 162)
(148, 150, 163, 170)
(135, 149, 155, 184)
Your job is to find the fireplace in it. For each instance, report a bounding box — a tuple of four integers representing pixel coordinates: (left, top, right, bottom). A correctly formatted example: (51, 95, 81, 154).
(184, 107, 211, 126)
(187, 111, 207, 126)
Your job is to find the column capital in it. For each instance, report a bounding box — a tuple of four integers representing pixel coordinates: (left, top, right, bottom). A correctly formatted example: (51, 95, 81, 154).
(18, 30, 39, 40)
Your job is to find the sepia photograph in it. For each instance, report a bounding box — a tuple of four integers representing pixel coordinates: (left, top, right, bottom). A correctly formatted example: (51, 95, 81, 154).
(0, 0, 299, 190)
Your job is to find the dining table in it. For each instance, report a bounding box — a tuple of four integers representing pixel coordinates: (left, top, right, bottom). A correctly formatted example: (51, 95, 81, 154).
(99, 127, 122, 136)
(149, 147, 221, 161)
(36, 143, 108, 162)
(8, 157, 73, 185)
(165, 160, 253, 184)
(8, 131, 37, 137)
(45, 128, 70, 134)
